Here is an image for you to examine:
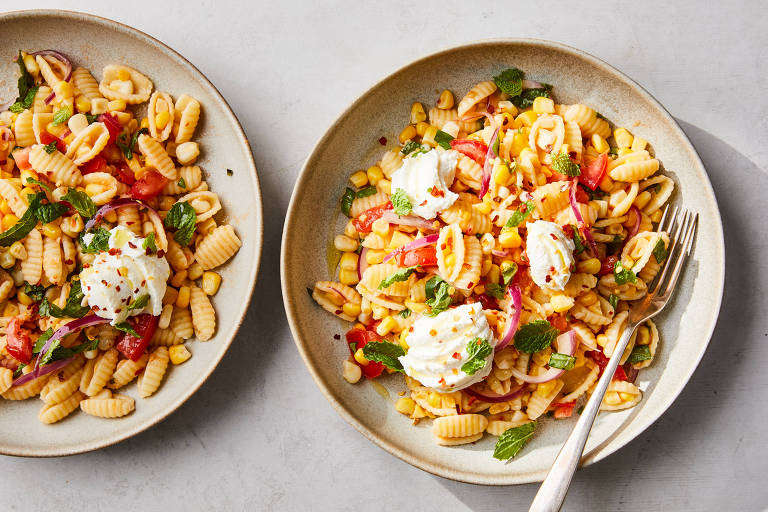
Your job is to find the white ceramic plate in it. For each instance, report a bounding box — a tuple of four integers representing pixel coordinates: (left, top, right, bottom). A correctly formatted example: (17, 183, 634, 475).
(0, 10, 263, 456)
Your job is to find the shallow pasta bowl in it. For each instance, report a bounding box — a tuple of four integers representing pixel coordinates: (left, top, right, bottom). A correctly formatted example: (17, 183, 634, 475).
(0, 10, 263, 456)
(281, 39, 724, 485)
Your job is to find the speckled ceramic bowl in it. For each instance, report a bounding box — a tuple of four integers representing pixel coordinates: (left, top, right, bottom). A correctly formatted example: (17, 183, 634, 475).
(281, 39, 724, 485)
(0, 10, 262, 456)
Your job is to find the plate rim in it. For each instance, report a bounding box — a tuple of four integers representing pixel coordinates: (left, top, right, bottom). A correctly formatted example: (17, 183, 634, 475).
(281, 37, 725, 485)
(0, 8, 264, 457)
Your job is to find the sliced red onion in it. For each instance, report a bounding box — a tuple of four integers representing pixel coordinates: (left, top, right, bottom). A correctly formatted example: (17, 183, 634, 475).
(44, 91, 55, 104)
(626, 206, 641, 240)
(1, 130, 10, 141)
(31, 50, 73, 81)
(357, 247, 369, 280)
(495, 284, 521, 351)
(522, 79, 543, 89)
(509, 330, 577, 384)
(479, 127, 499, 199)
(491, 249, 511, 258)
(379, 212, 438, 231)
(569, 179, 598, 255)
(464, 383, 525, 403)
(13, 357, 73, 387)
(31, 314, 109, 377)
(383, 234, 439, 263)
(84, 198, 161, 232)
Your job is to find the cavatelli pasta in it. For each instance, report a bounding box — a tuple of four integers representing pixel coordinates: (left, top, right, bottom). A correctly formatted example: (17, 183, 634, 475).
(600, 380, 642, 411)
(22, 228, 43, 285)
(137, 133, 176, 179)
(39, 390, 84, 424)
(28, 144, 82, 187)
(116, 204, 143, 235)
(71, 67, 102, 100)
(99, 65, 153, 104)
(39, 357, 85, 405)
(137, 346, 169, 398)
(32, 85, 53, 113)
(148, 91, 175, 141)
(0, 179, 28, 217)
(13, 109, 35, 147)
(1, 371, 48, 400)
(173, 94, 201, 143)
(169, 307, 194, 339)
(433, 414, 488, 438)
(150, 327, 183, 347)
(42, 235, 64, 286)
(80, 348, 118, 396)
(108, 352, 148, 390)
(453, 235, 481, 290)
(176, 191, 221, 223)
(457, 81, 497, 116)
(349, 190, 389, 219)
(162, 165, 201, 195)
(455, 154, 483, 190)
(194, 224, 241, 270)
(0, 367, 14, 393)
(80, 391, 135, 418)
(379, 149, 403, 178)
(189, 286, 216, 341)
(532, 181, 570, 220)
(65, 122, 110, 165)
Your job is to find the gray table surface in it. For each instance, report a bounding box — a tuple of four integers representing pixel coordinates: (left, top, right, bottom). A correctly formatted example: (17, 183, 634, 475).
(1, 1, 766, 510)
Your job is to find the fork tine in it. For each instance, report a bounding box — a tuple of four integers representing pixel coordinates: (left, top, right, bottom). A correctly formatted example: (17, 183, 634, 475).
(657, 204, 670, 232)
(658, 212, 697, 296)
(684, 213, 698, 256)
(661, 205, 678, 235)
(652, 209, 688, 294)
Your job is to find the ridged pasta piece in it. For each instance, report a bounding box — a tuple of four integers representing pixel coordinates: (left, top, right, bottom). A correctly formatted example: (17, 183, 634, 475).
(599, 380, 642, 411)
(406, 377, 459, 416)
(80, 392, 135, 418)
(531, 181, 571, 221)
(602, 311, 636, 364)
(571, 300, 613, 326)
(39, 390, 84, 424)
(453, 235, 482, 290)
(35, 55, 68, 86)
(176, 191, 221, 223)
(0, 367, 13, 393)
(147, 91, 175, 141)
(194, 224, 241, 270)
(529, 114, 565, 155)
(457, 81, 497, 116)
(349, 190, 389, 219)
(560, 361, 599, 403)
(165, 238, 188, 271)
(312, 281, 361, 321)
(99, 65, 153, 104)
(455, 154, 482, 190)
(190, 286, 216, 341)
(563, 273, 597, 297)
(527, 377, 564, 420)
(169, 307, 194, 339)
(408, 276, 428, 303)
(632, 320, 659, 370)
(610, 159, 659, 182)
(150, 327, 183, 346)
(428, 107, 458, 130)
(173, 94, 201, 143)
(571, 322, 598, 351)
(640, 175, 674, 215)
(439, 201, 491, 235)
(622, 231, 667, 274)
(22, 228, 43, 285)
(432, 414, 488, 438)
(42, 235, 64, 286)
(1, 371, 48, 400)
(32, 113, 54, 143)
(563, 121, 583, 161)
(108, 352, 148, 389)
(436, 223, 465, 283)
(162, 165, 201, 195)
(61, 236, 76, 275)
(116, 205, 142, 235)
(71, 67, 102, 100)
(564, 104, 610, 139)
(379, 149, 404, 178)
(433, 432, 483, 446)
(486, 411, 530, 436)
(137, 134, 176, 179)
(360, 262, 413, 297)
(13, 109, 35, 147)
(32, 85, 53, 113)
(65, 122, 110, 165)
(137, 346, 169, 398)
(0, 178, 28, 217)
(80, 348, 118, 396)
(28, 144, 82, 186)
(39, 358, 85, 405)
(609, 182, 639, 217)
(598, 273, 648, 301)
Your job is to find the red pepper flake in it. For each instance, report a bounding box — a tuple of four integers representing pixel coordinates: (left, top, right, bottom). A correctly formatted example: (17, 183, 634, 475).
(128, 242, 137, 249)
(419, 200, 428, 207)
(141, 280, 146, 287)
(545, 275, 552, 283)
(429, 186, 445, 198)
(115, 286, 121, 292)
(550, 233, 558, 240)
(429, 329, 437, 337)
(452, 352, 461, 360)
(108, 248, 120, 256)
(157, 250, 165, 258)
(115, 308, 122, 313)
(333, 334, 340, 340)
(438, 377, 446, 386)
(101, 280, 108, 286)
(408, 326, 414, 332)
(378, 137, 387, 145)
(335, 309, 343, 315)
(64, 259, 73, 265)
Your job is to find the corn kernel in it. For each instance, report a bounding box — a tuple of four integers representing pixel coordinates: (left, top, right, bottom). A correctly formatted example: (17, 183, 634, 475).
(422, 125, 438, 147)
(487, 264, 500, 285)
(613, 127, 633, 148)
(480, 233, 495, 254)
(376, 316, 397, 336)
(348, 170, 368, 189)
(53, 80, 73, 98)
(473, 284, 485, 295)
(74, 95, 92, 114)
(617, 147, 632, 157)
(343, 219, 358, 239)
(388, 231, 412, 250)
(61, 213, 84, 237)
(41, 223, 61, 239)
(511, 130, 528, 156)
(365, 249, 386, 265)
(576, 258, 601, 274)
(185, 262, 202, 281)
(415, 121, 429, 137)
(107, 99, 126, 112)
(398, 125, 417, 144)
(427, 392, 441, 408)
(342, 359, 362, 384)
(537, 380, 558, 396)
(517, 110, 538, 127)
(604, 392, 622, 406)
(404, 300, 428, 314)
(480, 257, 492, 276)
(167, 270, 186, 288)
(631, 137, 647, 152)
(650, 209, 663, 223)
(370, 303, 388, 320)
(0, 199, 10, 215)
(104, 210, 117, 223)
(398, 329, 410, 350)
(366, 165, 383, 185)
(339, 252, 359, 271)
(163, 287, 179, 305)
(354, 348, 369, 365)
(2, 214, 19, 230)
(580, 290, 598, 306)
(437, 90, 454, 110)
(395, 397, 416, 415)
(410, 102, 427, 124)
(636, 326, 650, 346)
(493, 163, 511, 185)
(599, 174, 613, 192)
(335, 235, 359, 253)
(634, 190, 652, 210)
(371, 217, 390, 237)
(116, 68, 131, 81)
(342, 302, 361, 318)
(619, 392, 634, 402)
(175, 286, 191, 308)
(550, 294, 574, 313)
(169, 344, 192, 365)
(338, 268, 358, 286)
(474, 199, 492, 215)
(175, 142, 200, 165)
(16, 288, 33, 306)
(9, 241, 25, 260)
(154, 111, 171, 130)
(533, 96, 555, 114)
(591, 134, 609, 154)
(90, 98, 108, 115)
(3, 302, 19, 316)
(596, 334, 608, 348)
(499, 228, 522, 248)
(444, 253, 456, 269)
(197, 271, 220, 296)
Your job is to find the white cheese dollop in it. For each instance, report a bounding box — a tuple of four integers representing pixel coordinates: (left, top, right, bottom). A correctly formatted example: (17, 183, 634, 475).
(390, 149, 459, 219)
(526, 220, 575, 291)
(399, 303, 496, 392)
(80, 226, 170, 325)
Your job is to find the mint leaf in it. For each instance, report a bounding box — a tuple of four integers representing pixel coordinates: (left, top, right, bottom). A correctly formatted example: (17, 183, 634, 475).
(43, 140, 58, 154)
(40, 336, 98, 366)
(127, 294, 149, 311)
(12, 364, 26, 378)
(571, 224, 585, 254)
(627, 344, 652, 364)
(356, 186, 377, 198)
(608, 294, 619, 311)
(434, 130, 454, 150)
(652, 238, 668, 264)
(510, 85, 552, 109)
(391, 188, 412, 216)
(164, 201, 197, 246)
(33, 328, 54, 355)
(493, 68, 524, 97)
(485, 282, 505, 300)
(505, 201, 534, 228)
(0, 192, 49, 246)
(142, 232, 157, 254)
(493, 422, 536, 461)
(115, 321, 139, 338)
(398, 308, 411, 318)
(514, 320, 557, 353)
(34, 197, 68, 224)
(78, 227, 111, 253)
(400, 140, 424, 155)
(340, 187, 355, 217)
(595, 112, 608, 120)
(177, 177, 186, 189)
(116, 127, 148, 160)
(548, 352, 576, 370)
(551, 151, 580, 177)
(52, 105, 72, 126)
(425, 276, 452, 316)
(25, 177, 52, 194)
(85, 113, 99, 124)
(9, 51, 38, 114)
(362, 341, 405, 372)
(378, 265, 418, 289)
(501, 262, 518, 285)
(461, 337, 492, 375)
(613, 261, 637, 285)
(24, 282, 49, 302)
(39, 278, 89, 318)
(61, 188, 96, 218)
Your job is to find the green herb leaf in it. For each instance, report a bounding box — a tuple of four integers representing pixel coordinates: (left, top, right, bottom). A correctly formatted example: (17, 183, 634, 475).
(501, 262, 518, 286)
(340, 187, 355, 217)
(142, 232, 157, 254)
(33, 328, 54, 355)
(40, 336, 99, 366)
(493, 422, 536, 461)
(78, 227, 111, 253)
(9, 51, 38, 114)
(391, 188, 412, 216)
(514, 320, 557, 353)
(493, 68, 524, 97)
(127, 294, 149, 312)
(608, 294, 619, 311)
(0, 192, 49, 246)
(608, 147, 618, 158)
(484, 282, 505, 300)
(571, 225, 585, 254)
(34, 195, 68, 224)
(25, 177, 52, 194)
(39, 278, 90, 318)
(43, 140, 58, 154)
(550, 151, 581, 177)
(356, 186, 378, 198)
(85, 113, 99, 124)
(400, 140, 424, 155)
(425, 276, 452, 316)
(548, 352, 576, 370)
(114, 321, 140, 338)
(606, 234, 624, 255)
(398, 308, 411, 318)
(652, 238, 668, 263)
(116, 127, 149, 160)
(613, 261, 637, 285)
(24, 283, 49, 302)
(378, 266, 418, 289)
(13, 363, 26, 378)
(577, 405, 584, 415)
(595, 112, 608, 120)
(505, 201, 534, 228)
(510, 84, 552, 109)
(627, 344, 652, 364)
(52, 105, 72, 126)
(434, 130, 454, 150)
(362, 341, 405, 372)
(164, 201, 197, 246)
(461, 337, 493, 375)
(61, 188, 96, 218)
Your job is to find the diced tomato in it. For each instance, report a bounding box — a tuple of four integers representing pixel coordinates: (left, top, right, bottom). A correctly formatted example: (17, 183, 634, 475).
(80, 155, 106, 175)
(98, 113, 122, 144)
(116, 314, 159, 361)
(449, 139, 488, 165)
(550, 313, 568, 332)
(398, 245, 437, 267)
(130, 169, 168, 200)
(12, 146, 32, 171)
(599, 255, 618, 276)
(476, 293, 499, 311)
(511, 268, 533, 292)
(588, 350, 628, 381)
(38, 131, 66, 153)
(554, 401, 576, 419)
(114, 161, 136, 185)
(574, 185, 590, 204)
(345, 328, 384, 379)
(578, 153, 608, 190)
(352, 202, 393, 233)
(6, 316, 34, 364)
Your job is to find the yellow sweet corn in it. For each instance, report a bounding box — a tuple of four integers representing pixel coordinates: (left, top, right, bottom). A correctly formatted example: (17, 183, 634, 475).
(613, 127, 633, 148)
(604, 392, 622, 406)
(516, 110, 538, 127)
(342, 302, 361, 318)
(339, 268, 358, 286)
(366, 165, 383, 185)
(365, 249, 386, 265)
(395, 397, 416, 415)
(631, 136, 647, 152)
(636, 326, 650, 346)
(170, 270, 188, 288)
(0, 199, 10, 215)
(2, 214, 19, 231)
(187, 263, 204, 281)
(353, 348, 369, 365)
(437, 90, 454, 110)
(415, 121, 430, 137)
(399, 125, 417, 144)
(371, 217, 390, 237)
(532, 96, 555, 114)
(107, 99, 126, 112)
(349, 171, 368, 188)
(169, 344, 192, 365)
(16, 288, 33, 306)
(410, 102, 426, 124)
(493, 163, 511, 185)
(591, 134, 609, 154)
(41, 223, 61, 239)
(422, 125, 438, 147)
(75, 95, 91, 113)
(499, 228, 522, 248)
(175, 286, 191, 308)
(388, 231, 412, 250)
(339, 252, 359, 271)
(576, 258, 601, 274)
(550, 294, 574, 313)
(376, 316, 397, 336)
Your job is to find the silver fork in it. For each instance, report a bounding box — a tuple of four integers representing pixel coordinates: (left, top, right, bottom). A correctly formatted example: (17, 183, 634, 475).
(529, 206, 698, 512)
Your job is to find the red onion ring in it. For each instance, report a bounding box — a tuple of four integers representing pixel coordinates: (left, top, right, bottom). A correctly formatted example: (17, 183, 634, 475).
(84, 198, 161, 232)
(379, 212, 438, 231)
(509, 330, 577, 384)
(464, 383, 525, 403)
(495, 284, 521, 351)
(479, 127, 499, 199)
(569, 179, 598, 255)
(491, 249, 511, 258)
(357, 247, 368, 280)
(626, 206, 641, 241)
(13, 357, 73, 387)
(382, 234, 439, 263)
(44, 92, 56, 104)
(31, 50, 73, 81)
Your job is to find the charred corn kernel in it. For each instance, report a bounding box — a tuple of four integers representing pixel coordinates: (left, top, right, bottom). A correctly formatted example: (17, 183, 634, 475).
(533, 96, 555, 114)
(169, 270, 187, 288)
(580, 290, 598, 306)
(2, 214, 19, 230)
(371, 217, 390, 237)
(343, 219, 358, 239)
(343, 302, 361, 318)
(493, 162, 511, 185)
(200, 271, 221, 296)
(42, 223, 61, 239)
(74, 95, 91, 113)
(342, 359, 362, 384)
(53, 80, 73, 98)
(404, 300, 428, 314)
(353, 348, 369, 365)
(410, 102, 427, 124)
(398, 329, 410, 350)
(376, 316, 398, 336)
(176, 142, 200, 165)
(339, 252, 359, 271)
(3, 301, 18, 316)
(444, 253, 456, 269)
(604, 392, 622, 406)
(349, 170, 368, 188)
(107, 99, 126, 112)
(366, 165, 384, 185)
(175, 286, 191, 308)
(415, 121, 430, 137)
(395, 397, 416, 415)
(636, 326, 651, 345)
(473, 284, 485, 295)
(398, 125, 417, 144)
(631, 136, 647, 152)
(163, 287, 179, 305)
(9, 241, 25, 259)
(617, 147, 632, 157)
(16, 288, 33, 306)
(154, 111, 171, 130)
(650, 209, 663, 223)
(537, 379, 558, 396)
(437, 90, 454, 110)
(338, 268, 358, 286)
(591, 134, 609, 154)
(411, 404, 427, 419)
(480, 233, 495, 254)
(550, 294, 575, 313)
(365, 249, 386, 265)
(499, 228, 522, 248)
(370, 303, 388, 320)
(517, 110, 538, 127)
(487, 264, 500, 285)
(169, 344, 192, 365)
(104, 210, 117, 223)
(474, 199, 492, 215)
(613, 127, 633, 148)
(0, 199, 9, 215)
(480, 257, 492, 276)
(61, 213, 84, 237)
(633, 190, 652, 210)
(619, 392, 634, 402)
(427, 392, 441, 408)
(90, 97, 108, 115)
(576, 258, 602, 274)
(422, 125, 438, 147)
(596, 334, 608, 348)
(187, 262, 203, 281)
(388, 231, 412, 250)
(335, 235, 359, 253)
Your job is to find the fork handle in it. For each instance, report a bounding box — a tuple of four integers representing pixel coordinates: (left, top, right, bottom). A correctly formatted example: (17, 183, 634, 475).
(529, 326, 637, 512)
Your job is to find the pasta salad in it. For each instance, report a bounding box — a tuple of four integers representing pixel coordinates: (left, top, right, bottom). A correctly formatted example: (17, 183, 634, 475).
(312, 68, 673, 461)
(0, 50, 241, 423)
